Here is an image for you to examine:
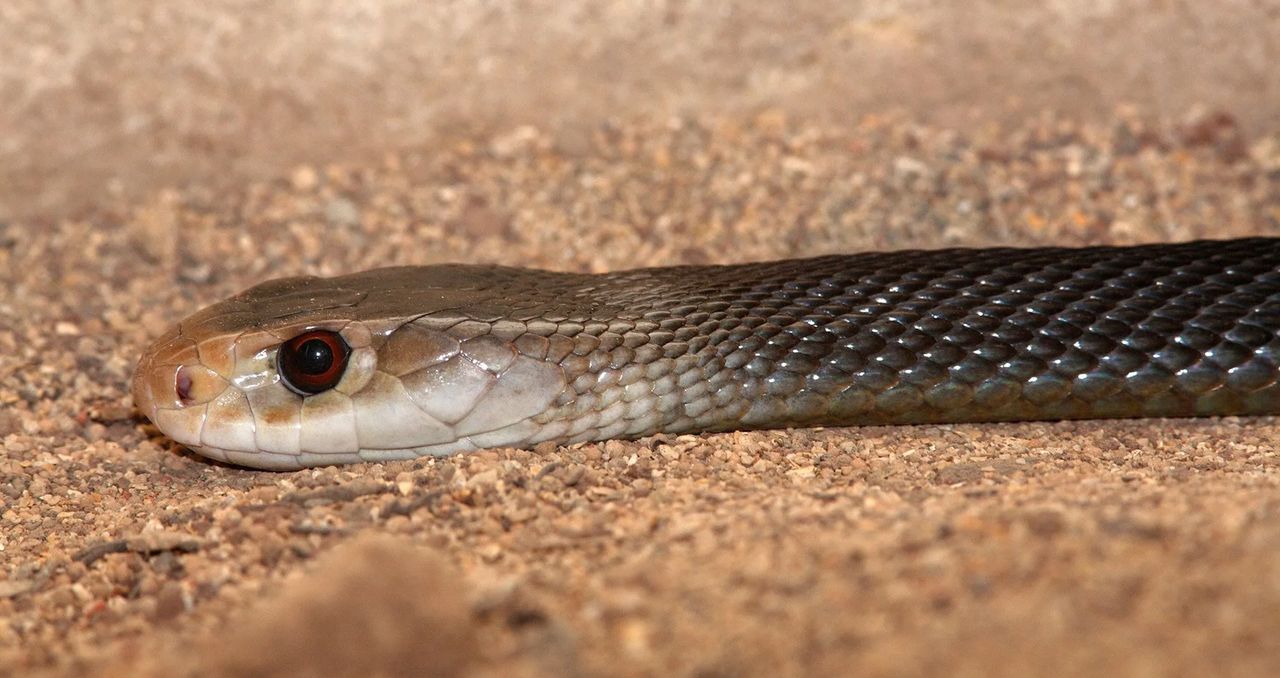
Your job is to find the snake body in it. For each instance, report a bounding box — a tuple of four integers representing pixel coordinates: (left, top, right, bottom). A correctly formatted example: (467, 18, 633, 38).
(133, 238, 1280, 470)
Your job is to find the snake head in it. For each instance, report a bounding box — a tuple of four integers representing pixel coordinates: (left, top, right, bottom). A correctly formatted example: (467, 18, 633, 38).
(132, 268, 572, 470)
(132, 311, 387, 469)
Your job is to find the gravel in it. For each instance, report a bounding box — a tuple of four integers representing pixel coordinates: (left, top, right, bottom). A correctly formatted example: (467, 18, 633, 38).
(2, 111, 1280, 676)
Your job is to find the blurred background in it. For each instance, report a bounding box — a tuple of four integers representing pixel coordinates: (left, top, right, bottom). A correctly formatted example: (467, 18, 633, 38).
(7, 4, 1280, 676)
(4, 0, 1277, 221)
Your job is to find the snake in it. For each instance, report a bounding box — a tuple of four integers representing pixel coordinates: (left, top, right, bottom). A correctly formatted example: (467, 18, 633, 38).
(132, 237, 1280, 470)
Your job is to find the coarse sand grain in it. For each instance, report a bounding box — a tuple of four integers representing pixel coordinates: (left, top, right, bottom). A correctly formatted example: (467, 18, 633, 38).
(2, 112, 1280, 677)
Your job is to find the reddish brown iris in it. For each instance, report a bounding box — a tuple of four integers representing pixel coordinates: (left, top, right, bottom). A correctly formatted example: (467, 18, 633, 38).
(277, 330, 350, 395)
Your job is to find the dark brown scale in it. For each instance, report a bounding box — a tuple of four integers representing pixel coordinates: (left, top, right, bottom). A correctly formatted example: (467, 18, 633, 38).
(539, 238, 1280, 433)
(194, 237, 1280, 451)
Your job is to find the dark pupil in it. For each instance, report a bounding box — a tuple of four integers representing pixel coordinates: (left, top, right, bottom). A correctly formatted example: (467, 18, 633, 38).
(295, 339, 334, 375)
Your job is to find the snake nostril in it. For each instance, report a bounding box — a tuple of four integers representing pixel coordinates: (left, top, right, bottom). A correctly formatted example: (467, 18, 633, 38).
(175, 366, 194, 406)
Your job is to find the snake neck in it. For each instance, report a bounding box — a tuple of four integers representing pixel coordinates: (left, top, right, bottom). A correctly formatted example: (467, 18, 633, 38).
(388, 238, 1280, 449)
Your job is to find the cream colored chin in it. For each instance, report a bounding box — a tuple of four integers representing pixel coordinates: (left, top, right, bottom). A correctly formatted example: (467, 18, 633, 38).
(184, 436, 492, 470)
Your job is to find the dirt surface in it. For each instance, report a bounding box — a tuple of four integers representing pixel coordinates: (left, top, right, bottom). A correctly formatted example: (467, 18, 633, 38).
(3, 112, 1280, 676)
(5, 0, 1280, 221)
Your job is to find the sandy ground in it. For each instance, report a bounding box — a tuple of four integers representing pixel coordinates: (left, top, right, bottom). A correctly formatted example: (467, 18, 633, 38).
(5, 1, 1280, 221)
(3, 111, 1280, 676)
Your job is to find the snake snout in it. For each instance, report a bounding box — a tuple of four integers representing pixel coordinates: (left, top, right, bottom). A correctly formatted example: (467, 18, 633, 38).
(132, 326, 234, 454)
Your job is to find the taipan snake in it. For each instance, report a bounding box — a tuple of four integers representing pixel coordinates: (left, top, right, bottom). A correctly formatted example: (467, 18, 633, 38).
(132, 238, 1280, 470)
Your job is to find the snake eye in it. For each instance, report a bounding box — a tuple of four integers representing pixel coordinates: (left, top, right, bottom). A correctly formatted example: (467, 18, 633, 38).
(277, 330, 350, 395)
